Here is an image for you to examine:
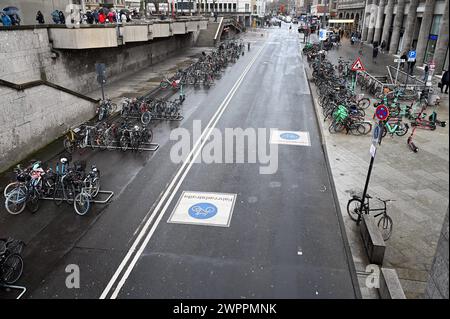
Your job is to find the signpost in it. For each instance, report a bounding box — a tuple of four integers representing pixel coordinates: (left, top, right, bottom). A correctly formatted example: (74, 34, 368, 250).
(95, 63, 106, 100)
(427, 61, 435, 87)
(357, 113, 387, 225)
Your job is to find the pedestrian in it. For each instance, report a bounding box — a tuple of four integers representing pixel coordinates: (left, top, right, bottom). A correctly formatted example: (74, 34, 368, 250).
(107, 10, 115, 23)
(372, 45, 379, 63)
(358, 41, 364, 56)
(214, 11, 218, 22)
(423, 63, 429, 82)
(59, 11, 65, 24)
(36, 10, 45, 24)
(98, 11, 106, 24)
(51, 10, 60, 24)
(380, 40, 386, 53)
(440, 70, 449, 94)
(400, 52, 407, 70)
(93, 9, 99, 23)
(86, 11, 94, 24)
(408, 59, 416, 75)
(0, 12, 12, 26)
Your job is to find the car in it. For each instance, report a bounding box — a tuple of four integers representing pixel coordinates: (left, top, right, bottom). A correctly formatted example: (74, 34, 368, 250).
(293, 18, 298, 24)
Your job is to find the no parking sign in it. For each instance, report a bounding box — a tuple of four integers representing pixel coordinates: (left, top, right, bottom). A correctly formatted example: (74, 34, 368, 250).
(375, 104, 389, 121)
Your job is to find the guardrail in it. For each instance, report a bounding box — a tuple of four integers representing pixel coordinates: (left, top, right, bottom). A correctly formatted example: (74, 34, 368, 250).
(0, 78, 100, 103)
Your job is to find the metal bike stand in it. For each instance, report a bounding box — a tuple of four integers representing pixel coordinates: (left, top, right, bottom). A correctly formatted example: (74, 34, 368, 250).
(88, 141, 160, 152)
(151, 115, 184, 121)
(41, 190, 114, 204)
(0, 283, 27, 299)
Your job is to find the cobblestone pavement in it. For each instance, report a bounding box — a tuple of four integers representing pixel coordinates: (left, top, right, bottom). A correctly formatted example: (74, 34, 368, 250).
(302, 34, 449, 299)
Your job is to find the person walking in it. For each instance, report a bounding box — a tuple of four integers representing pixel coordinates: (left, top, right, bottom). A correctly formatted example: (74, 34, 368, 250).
(400, 52, 407, 70)
(36, 11, 45, 24)
(58, 11, 65, 24)
(98, 11, 106, 24)
(372, 45, 379, 63)
(408, 59, 416, 75)
(380, 40, 386, 53)
(440, 70, 449, 94)
(423, 63, 429, 82)
(0, 12, 12, 26)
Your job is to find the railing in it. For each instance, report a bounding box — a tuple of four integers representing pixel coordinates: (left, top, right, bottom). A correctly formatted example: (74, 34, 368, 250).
(0, 78, 100, 103)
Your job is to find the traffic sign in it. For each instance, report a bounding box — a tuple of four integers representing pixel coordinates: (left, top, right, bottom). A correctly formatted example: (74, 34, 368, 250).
(319, 29, 327, 41)
(408, 50, 416, 62)
(351, 57, 365, 71)
(375, 104, 389, 121)
(372, 123, 382, 145)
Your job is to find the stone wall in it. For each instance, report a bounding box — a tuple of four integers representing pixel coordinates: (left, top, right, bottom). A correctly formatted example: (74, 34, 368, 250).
(424, 208, 449, 299)
(0, 84, 96, 172)
(0, 28, 198, 95)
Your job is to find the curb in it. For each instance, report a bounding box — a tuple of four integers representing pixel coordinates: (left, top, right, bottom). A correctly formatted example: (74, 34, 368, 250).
(301, 48, 363, 299)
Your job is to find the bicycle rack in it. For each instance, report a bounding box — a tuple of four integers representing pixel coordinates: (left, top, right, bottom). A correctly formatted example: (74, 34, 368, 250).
(41, 190, 114, 204)
(0, 283, 27, 299)
(151, 115, 184, 122)
(88, 141, 160, 152)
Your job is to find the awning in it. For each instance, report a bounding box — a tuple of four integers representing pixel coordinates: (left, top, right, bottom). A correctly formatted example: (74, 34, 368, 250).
(328, 19, 354, 24)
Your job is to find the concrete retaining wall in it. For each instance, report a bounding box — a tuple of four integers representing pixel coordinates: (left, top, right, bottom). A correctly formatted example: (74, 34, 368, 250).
(0, 28, 198, 94)
(0, 85, 96, 172)
(0, 26, 199, 171)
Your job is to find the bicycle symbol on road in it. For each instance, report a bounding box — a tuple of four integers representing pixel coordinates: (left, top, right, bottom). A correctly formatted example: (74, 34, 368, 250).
(280, 132, 300, 140)
(188, 203, 218, 219)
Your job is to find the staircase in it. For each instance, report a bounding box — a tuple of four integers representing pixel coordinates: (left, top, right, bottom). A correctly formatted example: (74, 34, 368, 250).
(196, 21, 220, 47)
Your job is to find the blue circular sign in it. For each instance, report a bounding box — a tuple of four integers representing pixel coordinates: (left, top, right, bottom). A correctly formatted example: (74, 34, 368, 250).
(280, 133, 300, 140)
(188, 203, 218, 219)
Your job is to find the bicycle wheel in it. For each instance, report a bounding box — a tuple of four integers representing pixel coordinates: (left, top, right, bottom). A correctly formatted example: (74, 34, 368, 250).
(5, 188, 27, 215)
(377, 214, 393, 241)
(346, 198, 365, 222)
(63, 138, 74, 154)
(0, 253, 23, 285)
(141, 111, 151, 125)
(64, 183, 76, 205)
(74, 192, 90, 216)
(91, 177, 100, 198)
(120, 136, 128, 151)
(395, 123, 409, 136)
(160, 81, 169, 89)
(26, 191, 40, 214)
(53, 182, 64, 206)
(357, 98, 371, 109)
(4, 182, 23, 199)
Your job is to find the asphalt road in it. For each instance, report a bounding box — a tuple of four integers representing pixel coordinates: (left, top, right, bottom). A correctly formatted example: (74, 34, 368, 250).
(0, 25, 359, 299)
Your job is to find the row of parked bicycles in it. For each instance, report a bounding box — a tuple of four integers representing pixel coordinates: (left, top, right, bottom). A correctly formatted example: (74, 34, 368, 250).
(308, 52, 373, 135)
(121, 96, 184, 124)
(159, 40, 246, 90)
(4, 158, 101, 216)
(63, 119, 153, 153)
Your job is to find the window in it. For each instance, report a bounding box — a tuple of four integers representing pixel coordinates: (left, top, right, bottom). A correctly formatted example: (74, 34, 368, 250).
(245, 3, 249, 12)
(430, 15, 442, 35)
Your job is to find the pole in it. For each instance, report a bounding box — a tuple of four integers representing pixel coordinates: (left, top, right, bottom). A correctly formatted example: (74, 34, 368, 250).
(357, 154, 375, 225)
(100, 81, 105, 100)
(395, 59, 401, 85)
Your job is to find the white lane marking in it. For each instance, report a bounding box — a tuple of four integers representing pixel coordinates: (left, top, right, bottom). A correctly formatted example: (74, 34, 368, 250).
(100, 43, 266, 299)
(110, 45, 265, 299)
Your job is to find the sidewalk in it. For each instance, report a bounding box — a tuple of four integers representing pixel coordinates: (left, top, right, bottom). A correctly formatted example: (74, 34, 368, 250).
(302, 34, 449, 298)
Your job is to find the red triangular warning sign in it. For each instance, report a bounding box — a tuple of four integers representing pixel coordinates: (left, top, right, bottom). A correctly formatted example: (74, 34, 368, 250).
(351, 57, 365, 71)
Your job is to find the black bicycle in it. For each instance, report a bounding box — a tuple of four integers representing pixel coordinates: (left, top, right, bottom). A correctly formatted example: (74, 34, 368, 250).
(347, 194, 394, 241)
(0, 238, 24, 285)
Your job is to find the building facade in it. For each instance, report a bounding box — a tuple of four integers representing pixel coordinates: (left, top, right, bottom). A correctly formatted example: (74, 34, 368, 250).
(336, 0, 449, 73)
